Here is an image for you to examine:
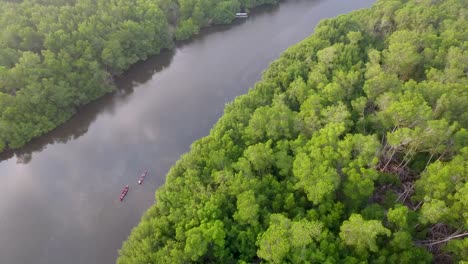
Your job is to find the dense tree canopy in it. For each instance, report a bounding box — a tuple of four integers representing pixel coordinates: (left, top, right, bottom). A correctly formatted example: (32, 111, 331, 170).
(0, 0, 278, 153)
(118, 0, 467, 262)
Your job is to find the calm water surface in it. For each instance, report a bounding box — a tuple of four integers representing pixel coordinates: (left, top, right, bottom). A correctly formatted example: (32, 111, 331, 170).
(0, 0, 374, 263)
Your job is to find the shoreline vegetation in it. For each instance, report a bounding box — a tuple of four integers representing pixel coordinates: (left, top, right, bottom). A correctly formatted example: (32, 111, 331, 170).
(0, 0, 280, 153)
(118, 0, 467, 263)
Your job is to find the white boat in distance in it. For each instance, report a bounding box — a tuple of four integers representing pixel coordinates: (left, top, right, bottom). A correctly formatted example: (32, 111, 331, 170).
(235, 13, 248, 18)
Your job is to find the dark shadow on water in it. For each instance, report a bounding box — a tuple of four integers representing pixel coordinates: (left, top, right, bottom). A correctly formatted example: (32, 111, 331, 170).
(115, 49, 175, 90)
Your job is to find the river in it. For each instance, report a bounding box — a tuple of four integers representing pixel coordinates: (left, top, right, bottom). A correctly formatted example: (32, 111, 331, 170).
(0, 0, 374, 263)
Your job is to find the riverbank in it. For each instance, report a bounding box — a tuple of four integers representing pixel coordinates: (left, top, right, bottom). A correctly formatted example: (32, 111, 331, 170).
(118, 0, 467, 262)
(0, 1, 377, 263)
(0, 3, 278, 162)
(0, 0, 280, 154)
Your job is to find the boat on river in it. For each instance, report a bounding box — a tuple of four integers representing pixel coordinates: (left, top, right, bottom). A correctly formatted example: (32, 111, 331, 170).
(138, 170, 148, 184)
(119, 185, 129, 201)
(235, 12, 248, 18)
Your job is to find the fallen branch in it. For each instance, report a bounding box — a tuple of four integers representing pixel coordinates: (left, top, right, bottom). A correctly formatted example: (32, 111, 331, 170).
(395, 182, 414, 204)
(418, 232, 468, 246)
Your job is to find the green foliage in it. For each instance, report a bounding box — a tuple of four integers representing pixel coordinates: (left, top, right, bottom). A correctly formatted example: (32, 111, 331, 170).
(256, 214, 322, 263)
(0, 0, 271, 151)
(444, 237, 468, 262)
(118, 0, 467, 262)
(184, 220, 226, 261)
(234, 190, 259, 225)
(0, 0, 172, 150)
(414, 155, 467, 227)
(212, 0, 240, 25)
(175, 19, 200, 40)
(387, 204, 410, 230)
(340, 214, 391, 254)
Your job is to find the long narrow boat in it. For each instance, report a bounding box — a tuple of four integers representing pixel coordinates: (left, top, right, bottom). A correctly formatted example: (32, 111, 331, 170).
(138, 170, 148, 185)
(235, 12, 248, 18)
(119, 185, 129, 201)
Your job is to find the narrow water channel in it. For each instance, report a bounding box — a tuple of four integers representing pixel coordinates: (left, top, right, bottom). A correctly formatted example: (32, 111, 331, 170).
(0, 0, 375, 263)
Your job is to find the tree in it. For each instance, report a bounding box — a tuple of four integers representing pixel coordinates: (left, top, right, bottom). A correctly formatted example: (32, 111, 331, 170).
(257, 214, 322, 263)
(339, 214, 391, 254)
(256, 214, 291, 263)
(376, 92, 432, 130)
(212, 0, 239, 25)
(234, 190, 259, 225)
(184, 221, 226, 260)
(175, 19, 200, 40)
(293, 123, 345, 205)
(383, 30, 423, 80)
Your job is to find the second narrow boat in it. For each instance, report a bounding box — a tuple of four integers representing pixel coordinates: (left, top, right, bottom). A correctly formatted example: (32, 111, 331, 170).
(119, 185, 129, 201)
(138, 170, 148, 185)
